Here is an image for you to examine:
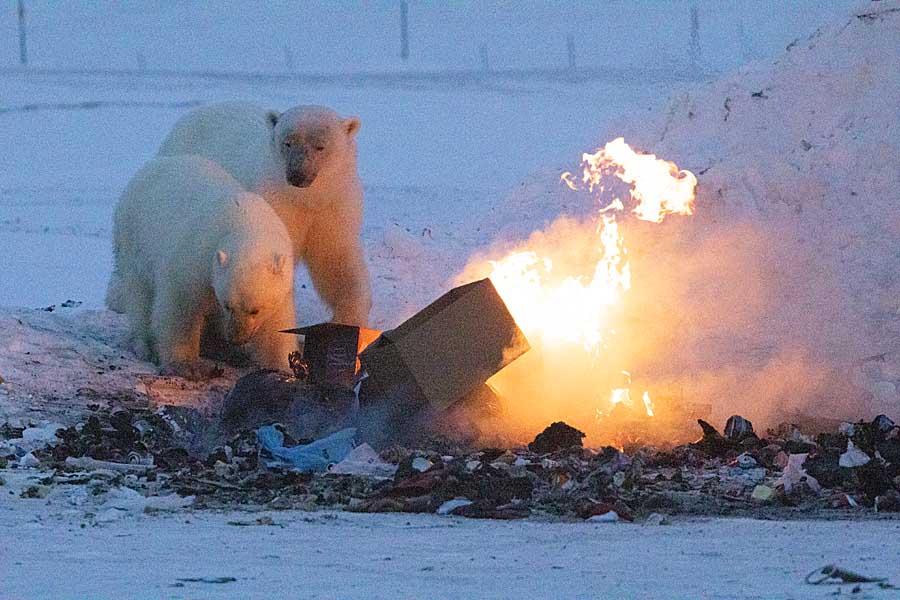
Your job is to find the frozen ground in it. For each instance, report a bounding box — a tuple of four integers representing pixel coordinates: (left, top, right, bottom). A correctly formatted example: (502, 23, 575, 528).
(3, 494, 899, 600)
(2, 2, 900, 598)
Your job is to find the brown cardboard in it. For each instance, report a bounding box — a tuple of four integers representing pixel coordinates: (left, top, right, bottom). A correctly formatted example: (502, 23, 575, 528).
(281, 323, 381, 388)
(360, 278, 529, 411)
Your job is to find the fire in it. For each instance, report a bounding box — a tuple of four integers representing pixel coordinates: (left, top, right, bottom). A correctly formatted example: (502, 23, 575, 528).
(486, 138, 696, 434)
(562, 137, 697, 223)
(606, 371, 654, 418)
(487, 211, 628, 352)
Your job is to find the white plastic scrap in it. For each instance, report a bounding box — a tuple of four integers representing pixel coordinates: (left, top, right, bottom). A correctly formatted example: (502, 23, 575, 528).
(411, 457, 433, 473)
(775, 453, 821, 494)
(65, 456, 153, 473)
(437, 497, 473, 515)
(18, 452, 40, 468)
(589, 511, 620, 523)
(839, 441, 871, 468)
(99, 486, 194, 520)
(20, 422, 64, 448)
(329, 444, 398, 479)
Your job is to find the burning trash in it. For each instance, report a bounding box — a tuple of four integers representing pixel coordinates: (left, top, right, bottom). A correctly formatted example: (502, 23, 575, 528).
(454, 137, 699, 447)
(223, 277, 529, 446)
(359, 277, 529, 413)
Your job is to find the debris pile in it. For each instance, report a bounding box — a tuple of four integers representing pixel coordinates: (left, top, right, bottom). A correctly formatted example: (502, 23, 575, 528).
(3, 403, 900, 522)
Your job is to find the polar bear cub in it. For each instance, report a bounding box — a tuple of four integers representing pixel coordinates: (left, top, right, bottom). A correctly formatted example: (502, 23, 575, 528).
(157, 102, 372, 327)
(109, 155, 297, 378)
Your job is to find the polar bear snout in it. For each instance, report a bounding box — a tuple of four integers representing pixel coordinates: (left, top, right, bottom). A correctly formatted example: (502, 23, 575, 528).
(224, 312, 259, 345)
(285, 148, 318, 188)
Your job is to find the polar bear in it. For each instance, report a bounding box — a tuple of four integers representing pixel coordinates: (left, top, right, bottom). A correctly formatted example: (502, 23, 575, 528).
(157, 102, 372, 327)
(108, 155, 298, 378)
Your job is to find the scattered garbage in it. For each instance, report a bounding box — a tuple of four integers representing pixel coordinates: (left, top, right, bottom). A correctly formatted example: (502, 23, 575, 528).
(589, 511, 619, 523)
(20, 423, 64, 449)
(4, 402, 900, 521)
(174, 577, 237, 585)
(256, 426, 356, 472)
(329, 443, 398, 479)
(360, 278, 529, 412)
(222, 371, 356, 441)
(839, 441, 872, 468)
(806, 564, 890, 586)
(724, 415, 754, 441)
(281, 323, 380, 388)
(18, 452, 39, 468)
(775, 453, 821, 495)
(751, 485, 775, 502)
(528, 422, 585, 454)
(411, 457, 433, 473)
(437, 497, 473, 515)
(98, 486, 194, 521)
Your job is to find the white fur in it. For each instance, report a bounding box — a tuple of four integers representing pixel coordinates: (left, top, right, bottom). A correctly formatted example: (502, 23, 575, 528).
(158, 102, 372, 326)
(108, 155, 297, 378)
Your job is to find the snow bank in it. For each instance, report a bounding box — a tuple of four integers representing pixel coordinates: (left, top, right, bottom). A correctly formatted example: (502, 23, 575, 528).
(472, 1, 900, 427)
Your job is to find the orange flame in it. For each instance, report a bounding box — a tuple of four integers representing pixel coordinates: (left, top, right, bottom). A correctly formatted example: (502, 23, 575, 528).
(487, 138, 696, 425)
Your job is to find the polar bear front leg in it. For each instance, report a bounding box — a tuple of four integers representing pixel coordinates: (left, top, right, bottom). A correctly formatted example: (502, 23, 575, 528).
(152, 276, 217, 380)
(305, 237, 372, 327)
(250, 293, 299, 371)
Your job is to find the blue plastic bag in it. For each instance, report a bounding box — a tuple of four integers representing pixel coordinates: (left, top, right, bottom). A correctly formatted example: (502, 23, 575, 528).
(256, 426, 357, 472)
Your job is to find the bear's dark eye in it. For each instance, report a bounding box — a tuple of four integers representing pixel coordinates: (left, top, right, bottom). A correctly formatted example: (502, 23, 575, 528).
(224, 303, 232, 312)
(249, 308, 260, 316)
(315, 144, 326, 151)
(283, 141, 292, 148)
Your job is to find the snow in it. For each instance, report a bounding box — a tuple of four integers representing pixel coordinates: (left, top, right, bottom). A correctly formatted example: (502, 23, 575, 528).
(2, 494, 900, 599)
(477, 1, 900, 427)
(0, 1, 855, 74)
(2, 3, 900, 595)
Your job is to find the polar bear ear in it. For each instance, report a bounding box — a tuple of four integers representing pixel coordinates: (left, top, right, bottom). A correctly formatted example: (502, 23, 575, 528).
(344, 117, 361, 137)
(266, 111, 279, 127)
(271, 253, 286, 275)
(216, 250, 229, 267)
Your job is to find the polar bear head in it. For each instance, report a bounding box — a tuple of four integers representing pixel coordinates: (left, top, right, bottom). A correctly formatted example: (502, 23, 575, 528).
(270, 105, 361, 188)
(211, 238, 292, 345)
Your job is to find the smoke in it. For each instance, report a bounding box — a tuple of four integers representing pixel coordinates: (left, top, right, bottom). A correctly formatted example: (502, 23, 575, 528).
(455, 177, 881, 446)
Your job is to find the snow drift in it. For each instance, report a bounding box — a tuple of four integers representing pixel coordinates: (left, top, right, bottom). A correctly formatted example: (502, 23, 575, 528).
(464, 1, 900, 435)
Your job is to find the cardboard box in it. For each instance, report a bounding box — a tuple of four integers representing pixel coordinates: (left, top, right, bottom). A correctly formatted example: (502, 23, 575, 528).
(281, 323, 380, 388)
(359, 278, 529, 412)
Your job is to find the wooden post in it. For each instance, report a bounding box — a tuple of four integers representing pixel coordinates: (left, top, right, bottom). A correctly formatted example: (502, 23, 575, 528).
(17, 0, 28, 66)
(400, 1, 409, 61)
(689, 5, 700, 71)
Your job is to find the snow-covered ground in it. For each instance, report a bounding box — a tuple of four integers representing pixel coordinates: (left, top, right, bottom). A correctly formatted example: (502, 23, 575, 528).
(3, 2, 900, 597)
(4, 504, 899, 600)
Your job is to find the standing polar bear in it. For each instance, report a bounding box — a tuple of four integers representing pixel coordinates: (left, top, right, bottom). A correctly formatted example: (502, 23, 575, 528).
(110, 155, 298, 378)
(158, 102, 372, 327)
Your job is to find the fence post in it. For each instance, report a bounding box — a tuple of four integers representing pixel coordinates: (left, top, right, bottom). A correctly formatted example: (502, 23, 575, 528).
(17, 0, 28, 66)
(400, 1, 409, 61)
(689, 5, 700, 72)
